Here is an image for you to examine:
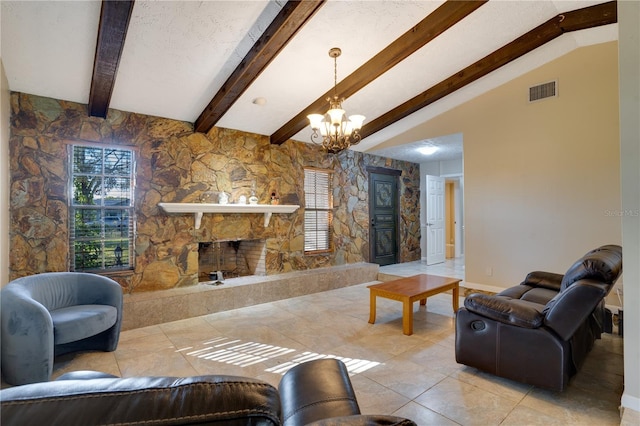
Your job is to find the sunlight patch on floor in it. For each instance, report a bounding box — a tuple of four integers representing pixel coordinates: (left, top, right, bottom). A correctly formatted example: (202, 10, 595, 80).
(179, 336, 380, 375)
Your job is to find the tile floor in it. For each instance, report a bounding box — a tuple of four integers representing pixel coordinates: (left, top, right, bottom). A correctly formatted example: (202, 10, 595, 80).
(47, 258, 624, 425)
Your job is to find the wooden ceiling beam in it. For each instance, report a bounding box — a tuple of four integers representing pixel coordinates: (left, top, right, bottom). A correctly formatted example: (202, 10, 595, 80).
(360, 1, 617, 140)
(270, 0, 488, 146)
(195, 0, 325, 134)
(88, 0, 135, 118)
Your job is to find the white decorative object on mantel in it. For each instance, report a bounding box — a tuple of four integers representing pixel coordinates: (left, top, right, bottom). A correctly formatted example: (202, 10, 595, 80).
(158, 203, 300, 229)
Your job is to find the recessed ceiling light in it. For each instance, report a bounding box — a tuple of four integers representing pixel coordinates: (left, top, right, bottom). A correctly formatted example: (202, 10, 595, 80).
(252, 97, 267, 106)
(418, 145, 438, 155)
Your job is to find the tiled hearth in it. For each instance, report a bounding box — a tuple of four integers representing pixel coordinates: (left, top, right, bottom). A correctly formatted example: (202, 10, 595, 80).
(122, 262, 378, 330)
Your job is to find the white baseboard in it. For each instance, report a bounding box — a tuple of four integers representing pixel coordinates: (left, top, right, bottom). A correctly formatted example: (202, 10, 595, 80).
(605, 303, 623, 314)
(460, 281, 505, 294)
(622, 392, 640, 412)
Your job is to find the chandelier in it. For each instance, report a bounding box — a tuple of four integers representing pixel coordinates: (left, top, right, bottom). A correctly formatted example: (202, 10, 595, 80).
(307, 48, 365, 154)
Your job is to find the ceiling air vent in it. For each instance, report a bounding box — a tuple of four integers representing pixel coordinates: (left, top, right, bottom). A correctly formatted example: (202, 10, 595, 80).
(528, 80, 557, 103)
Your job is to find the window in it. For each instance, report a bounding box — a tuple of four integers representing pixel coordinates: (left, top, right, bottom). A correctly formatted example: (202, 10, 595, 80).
(304, 168, 333, 253)
(70, 145, 134, 271)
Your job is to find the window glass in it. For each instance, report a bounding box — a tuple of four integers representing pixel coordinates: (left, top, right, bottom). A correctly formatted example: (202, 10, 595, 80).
(304, 169, 333, 253)
(70, 145, 134, 270)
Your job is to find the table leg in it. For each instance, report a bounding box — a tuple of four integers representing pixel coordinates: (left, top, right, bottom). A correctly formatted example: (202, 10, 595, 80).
(368, 290, 377, 324)
(419, 298, 426, 306)
(402, 298, 413, 335)
(452, 284, 459, 312)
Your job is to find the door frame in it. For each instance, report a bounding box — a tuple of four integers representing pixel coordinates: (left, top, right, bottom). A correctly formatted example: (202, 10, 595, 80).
(366, 166, 402, 265)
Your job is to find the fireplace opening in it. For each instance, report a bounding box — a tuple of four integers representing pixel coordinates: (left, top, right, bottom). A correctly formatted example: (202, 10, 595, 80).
(198, 239, 266, 282)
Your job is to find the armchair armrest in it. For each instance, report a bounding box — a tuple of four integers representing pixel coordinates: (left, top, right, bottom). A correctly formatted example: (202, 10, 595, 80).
(0, 284, 55, 384)
(464, 293, 544, 329)
(522, 271, 564, 291)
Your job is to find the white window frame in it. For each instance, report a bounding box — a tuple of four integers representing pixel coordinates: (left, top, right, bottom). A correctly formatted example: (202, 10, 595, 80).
(69, 143, 135, 271)
(304, 168, 333, 254)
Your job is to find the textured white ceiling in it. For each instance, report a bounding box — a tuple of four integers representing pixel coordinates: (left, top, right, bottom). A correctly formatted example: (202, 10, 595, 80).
(370, 133, 464, 163)
(0, 0, 617, 163)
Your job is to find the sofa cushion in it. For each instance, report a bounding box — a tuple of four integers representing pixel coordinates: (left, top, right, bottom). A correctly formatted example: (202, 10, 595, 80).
(521, 271, 564, 291)
(498, 285, 558, 305)
(464, 294, 545, 328)
(51, 305, 117, 345)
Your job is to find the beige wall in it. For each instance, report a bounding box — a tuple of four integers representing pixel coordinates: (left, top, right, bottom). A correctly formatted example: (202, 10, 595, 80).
(1, 59, 9, 287)
(379, 42, 621, 291)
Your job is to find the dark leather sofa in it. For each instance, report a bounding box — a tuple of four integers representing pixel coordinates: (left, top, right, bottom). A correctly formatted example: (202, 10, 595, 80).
(0, 358, 415, 426)
(455, 244, 622, 391)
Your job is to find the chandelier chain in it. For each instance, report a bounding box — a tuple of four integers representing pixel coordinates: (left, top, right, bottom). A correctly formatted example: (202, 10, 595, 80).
(333, 53, 338, 97)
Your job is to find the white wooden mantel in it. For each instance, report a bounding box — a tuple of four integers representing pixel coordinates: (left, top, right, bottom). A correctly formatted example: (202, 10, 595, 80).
(158, 203, 300, 229)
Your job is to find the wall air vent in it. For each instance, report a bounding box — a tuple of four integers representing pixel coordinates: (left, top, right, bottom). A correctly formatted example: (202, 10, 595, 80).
(528, 80, 557, 103)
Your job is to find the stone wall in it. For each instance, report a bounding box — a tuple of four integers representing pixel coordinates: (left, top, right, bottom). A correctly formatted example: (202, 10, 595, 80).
(9, 92, 420, 292)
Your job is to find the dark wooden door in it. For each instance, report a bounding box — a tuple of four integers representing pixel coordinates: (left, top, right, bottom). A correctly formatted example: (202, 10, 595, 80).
(369, 170, 399, 266)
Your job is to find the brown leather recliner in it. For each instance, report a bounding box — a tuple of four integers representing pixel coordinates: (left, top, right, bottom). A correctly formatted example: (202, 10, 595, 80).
(455, 245, 622, 391)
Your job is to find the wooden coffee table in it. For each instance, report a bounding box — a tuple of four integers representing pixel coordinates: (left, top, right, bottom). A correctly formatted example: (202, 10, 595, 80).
(368, 274, 461, 335)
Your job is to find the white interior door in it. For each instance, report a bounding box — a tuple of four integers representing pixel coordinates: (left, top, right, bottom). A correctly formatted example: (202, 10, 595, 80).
(426, 175, 446, 265)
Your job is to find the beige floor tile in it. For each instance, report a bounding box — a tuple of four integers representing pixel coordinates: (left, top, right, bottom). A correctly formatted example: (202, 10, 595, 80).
(414, 377, 519, 426)
(114, 332, 177, 361)
(350, 374, 412, 416)
(520, 385, 622, 425)
(450, 366, 532, 403)
(52, 351, 120, 379)
(391, 401, 460, 426)
(395, 340, 464, 377)
(363, 358, 448, 399)
(44, 257, 624, 426)
(117, 324, 165, 342)
(621, 407, 640, 426)
(117, 347, 198, 378)
(500, 405, 571, 425)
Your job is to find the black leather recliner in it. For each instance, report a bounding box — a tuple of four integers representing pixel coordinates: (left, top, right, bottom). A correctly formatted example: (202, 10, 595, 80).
(455, 245, 622, 391)
(0, 359, 416, 426)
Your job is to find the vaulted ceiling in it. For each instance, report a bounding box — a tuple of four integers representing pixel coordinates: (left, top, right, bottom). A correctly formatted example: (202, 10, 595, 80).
(1, 1, 618, 160)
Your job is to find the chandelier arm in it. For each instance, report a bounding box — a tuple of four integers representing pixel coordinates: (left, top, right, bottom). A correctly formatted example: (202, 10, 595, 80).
(310, 129, 321, 144)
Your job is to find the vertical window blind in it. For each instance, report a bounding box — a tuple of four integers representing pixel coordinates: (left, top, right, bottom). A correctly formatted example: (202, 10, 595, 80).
(304, 169, 333, 253)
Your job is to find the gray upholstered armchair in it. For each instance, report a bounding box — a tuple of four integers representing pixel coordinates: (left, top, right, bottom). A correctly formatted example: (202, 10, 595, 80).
(1, 272, 123, 385)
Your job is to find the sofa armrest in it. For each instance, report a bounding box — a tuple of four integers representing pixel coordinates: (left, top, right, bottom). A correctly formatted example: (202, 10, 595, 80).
(464, 293, 544, 329)
(543, 279, 608, 340)
(522, 271, 564, 291)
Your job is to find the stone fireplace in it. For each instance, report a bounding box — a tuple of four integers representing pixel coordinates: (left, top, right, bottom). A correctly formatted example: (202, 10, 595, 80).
(198, 239, 266, 282)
